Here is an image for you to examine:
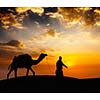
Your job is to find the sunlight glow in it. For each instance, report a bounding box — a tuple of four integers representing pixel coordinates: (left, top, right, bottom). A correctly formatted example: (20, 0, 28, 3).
(67, 61, 73, 67)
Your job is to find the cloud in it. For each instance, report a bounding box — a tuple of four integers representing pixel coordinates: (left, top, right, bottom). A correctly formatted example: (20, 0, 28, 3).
(58, 7, 82, 24)
(46, 29, 56, 37)
(16, 7, 44, 15)
(0, 7, 17, 14)
(57, 7, 100, 27)
(0, 13, 16, 25)
(1, 7, 100, 51)
(0, 7, 100, 31)
(6, 40, 24, 48)
(0, 13, 24, 30)
(0, 40, 24, 48)
(0, 8, 63, 42)
(19, 8, 63, 33)
(44, 7, 58, 13)
(83, 8, 96, 26)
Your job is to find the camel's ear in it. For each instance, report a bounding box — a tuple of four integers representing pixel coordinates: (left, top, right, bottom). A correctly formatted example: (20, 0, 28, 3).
(41, 53, 47, 56)
(43, 53, 47, 56)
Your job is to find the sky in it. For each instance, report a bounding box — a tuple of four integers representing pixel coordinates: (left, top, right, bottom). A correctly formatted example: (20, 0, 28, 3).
(0, 7, 100, 79)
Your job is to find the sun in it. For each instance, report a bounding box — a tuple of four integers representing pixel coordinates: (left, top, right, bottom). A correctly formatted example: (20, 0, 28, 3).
(67, 61, 73, 67)
(62, 54, 75, 68)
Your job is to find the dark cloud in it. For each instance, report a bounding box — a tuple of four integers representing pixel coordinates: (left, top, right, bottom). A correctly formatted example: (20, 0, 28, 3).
(0, 7, 17, 14)
(21, 8, 58, 29)
(58, 7, 100, 27)
(83, 8, 96, 26)
(6, 40, 23, 47)
(0, 40, 24, 48)
(0, 7, 100, 41)
(58, 7, 82, 22)
(22, 9, 63, 33)
(23, 10, 50, 25)
(43, 7, 58, 13)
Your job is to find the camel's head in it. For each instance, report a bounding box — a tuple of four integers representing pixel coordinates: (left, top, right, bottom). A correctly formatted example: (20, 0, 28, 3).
(32, 53, 47, 65)
(39, 53, 47, 59)
(40, 53, 47, 57)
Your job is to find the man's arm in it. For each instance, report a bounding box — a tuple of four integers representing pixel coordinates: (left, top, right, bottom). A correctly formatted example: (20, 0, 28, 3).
(62, 62, 68, 68)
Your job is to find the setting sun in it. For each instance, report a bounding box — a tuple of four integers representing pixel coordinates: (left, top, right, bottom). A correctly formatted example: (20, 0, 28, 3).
(67, 61, 73, 67)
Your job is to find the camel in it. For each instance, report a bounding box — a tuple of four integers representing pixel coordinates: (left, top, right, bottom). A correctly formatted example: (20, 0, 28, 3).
(7, 53, 47, 79)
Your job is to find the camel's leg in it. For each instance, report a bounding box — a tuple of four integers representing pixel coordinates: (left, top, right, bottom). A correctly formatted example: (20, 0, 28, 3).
(14, 68, 17, 78)
(29, 68, 35, 76)
(7, 68, 13, 79)
(26, 68, 29, 76)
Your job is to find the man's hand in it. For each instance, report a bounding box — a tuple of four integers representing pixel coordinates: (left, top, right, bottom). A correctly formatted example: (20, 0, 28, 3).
(65, 65, 68, 68)
(63, 64, 68, 68)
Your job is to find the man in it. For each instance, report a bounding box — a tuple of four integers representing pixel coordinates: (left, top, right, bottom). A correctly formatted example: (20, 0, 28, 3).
(56, 56, 68, 79)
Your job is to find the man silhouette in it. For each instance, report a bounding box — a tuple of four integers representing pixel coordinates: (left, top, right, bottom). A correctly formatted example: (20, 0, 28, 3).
(56, 56, 68, 79)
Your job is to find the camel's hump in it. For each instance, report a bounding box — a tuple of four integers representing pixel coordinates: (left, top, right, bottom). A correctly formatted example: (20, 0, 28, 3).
(16, 54, 32, 60)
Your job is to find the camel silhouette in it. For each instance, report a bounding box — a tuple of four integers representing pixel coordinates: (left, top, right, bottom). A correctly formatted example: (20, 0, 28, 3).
(7, 53, 47, 79)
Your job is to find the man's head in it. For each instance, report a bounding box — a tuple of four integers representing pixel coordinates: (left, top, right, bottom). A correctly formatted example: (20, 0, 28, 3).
(59, 56, 62, 60)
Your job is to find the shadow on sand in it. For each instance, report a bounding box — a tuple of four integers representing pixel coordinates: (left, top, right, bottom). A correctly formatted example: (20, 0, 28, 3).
(0, 75, 100, 93)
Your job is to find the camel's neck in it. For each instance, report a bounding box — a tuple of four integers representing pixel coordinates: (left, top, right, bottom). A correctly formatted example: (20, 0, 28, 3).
(36, 55, 44, 64)
(32, 55, 45, 65)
